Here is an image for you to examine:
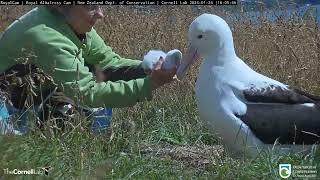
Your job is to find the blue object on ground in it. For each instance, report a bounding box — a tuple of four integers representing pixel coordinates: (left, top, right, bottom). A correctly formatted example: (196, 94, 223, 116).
(0, 101, 9, 119)
(0, 100, 19, 135)
(6, 103, 29, 134)
(91, 107, 113, 134)
(0, 101, 10, 131)
(1, 100, 113, 135)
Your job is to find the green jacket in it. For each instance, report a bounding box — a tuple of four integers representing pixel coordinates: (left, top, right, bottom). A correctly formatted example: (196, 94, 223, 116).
(0, 7, 152, 108)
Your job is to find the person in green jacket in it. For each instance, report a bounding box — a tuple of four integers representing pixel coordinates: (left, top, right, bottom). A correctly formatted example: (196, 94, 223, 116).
(0, 5, 177, 134)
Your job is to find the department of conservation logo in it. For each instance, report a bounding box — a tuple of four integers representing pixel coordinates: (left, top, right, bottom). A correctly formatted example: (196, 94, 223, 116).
(279, 164, 292, 179)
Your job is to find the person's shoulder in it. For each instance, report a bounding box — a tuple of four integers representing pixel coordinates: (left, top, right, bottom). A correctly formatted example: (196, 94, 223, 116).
(1, 8, 39, 39)
(25, 9, 71, 43)
(26, 24, 66, 42)
(2, 7, 73, 45)
(88, 27, 98, 35)
(87, 28, 101, 40)
(87, 28, 109, 47)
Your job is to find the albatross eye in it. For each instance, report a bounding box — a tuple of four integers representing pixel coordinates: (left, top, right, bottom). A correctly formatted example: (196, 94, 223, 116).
(197, 35, 203, 39)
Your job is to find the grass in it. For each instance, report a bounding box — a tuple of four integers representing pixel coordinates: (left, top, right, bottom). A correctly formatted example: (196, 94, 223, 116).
(1, 5, 320, 179)
(1, 87, 318, 179)
(0, 90, 319, 179)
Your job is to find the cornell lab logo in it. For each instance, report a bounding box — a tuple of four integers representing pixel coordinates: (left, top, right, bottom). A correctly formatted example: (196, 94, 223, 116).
(279, 164, 292, 179)
(40, 166, 52, 176)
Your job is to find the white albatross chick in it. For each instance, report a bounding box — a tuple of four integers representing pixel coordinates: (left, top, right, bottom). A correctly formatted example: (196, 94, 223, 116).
(176, 13, 320, 157)
(142, 49, 182, 72)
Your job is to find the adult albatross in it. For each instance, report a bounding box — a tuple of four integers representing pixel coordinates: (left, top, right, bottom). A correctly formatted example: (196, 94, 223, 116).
(176, 13, 320, 157)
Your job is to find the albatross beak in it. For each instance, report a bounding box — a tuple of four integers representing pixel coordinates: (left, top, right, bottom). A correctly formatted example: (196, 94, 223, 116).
(176, 45, 199, 80)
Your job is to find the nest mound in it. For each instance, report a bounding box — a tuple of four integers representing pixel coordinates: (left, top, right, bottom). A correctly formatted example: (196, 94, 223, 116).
(141, 143, 224, 168)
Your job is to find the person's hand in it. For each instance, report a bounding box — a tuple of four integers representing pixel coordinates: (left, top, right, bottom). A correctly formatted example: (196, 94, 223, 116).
(94, 65, 108, 82)
(150, 57, 177, 90)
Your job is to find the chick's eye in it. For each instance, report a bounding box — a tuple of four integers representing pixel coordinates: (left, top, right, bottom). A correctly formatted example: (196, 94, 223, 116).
(197, 35, 203, 39)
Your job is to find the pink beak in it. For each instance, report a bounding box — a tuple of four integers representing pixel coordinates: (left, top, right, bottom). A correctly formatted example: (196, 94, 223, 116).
(176, 45, 199, 80)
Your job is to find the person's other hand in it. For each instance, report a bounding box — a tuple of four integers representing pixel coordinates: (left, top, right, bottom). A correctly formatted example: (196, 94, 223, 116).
(150, 57, 177, 90)
(95, 65, 108, 82)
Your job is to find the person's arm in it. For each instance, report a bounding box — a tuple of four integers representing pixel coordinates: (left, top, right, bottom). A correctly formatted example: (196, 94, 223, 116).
(85, 29, 146, 81)
(29, 27, 152, 108)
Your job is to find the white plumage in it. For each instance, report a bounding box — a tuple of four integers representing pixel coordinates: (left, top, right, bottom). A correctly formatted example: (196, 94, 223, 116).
(177, 13, 320, 157)
(142, 49, 182, 71)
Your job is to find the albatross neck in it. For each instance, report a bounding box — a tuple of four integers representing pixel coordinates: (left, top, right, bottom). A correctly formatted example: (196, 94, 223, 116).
(204, 46, 237, 66)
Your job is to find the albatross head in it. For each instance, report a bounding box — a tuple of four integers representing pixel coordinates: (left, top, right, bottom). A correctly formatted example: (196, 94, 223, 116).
(176, 13, 236, 79)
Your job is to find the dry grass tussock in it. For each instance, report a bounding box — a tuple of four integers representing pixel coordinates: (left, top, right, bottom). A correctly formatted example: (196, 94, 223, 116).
(140, 143, 224, 168)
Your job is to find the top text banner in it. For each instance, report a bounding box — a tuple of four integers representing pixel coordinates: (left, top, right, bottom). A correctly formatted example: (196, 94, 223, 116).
(0, 0, 238, 6)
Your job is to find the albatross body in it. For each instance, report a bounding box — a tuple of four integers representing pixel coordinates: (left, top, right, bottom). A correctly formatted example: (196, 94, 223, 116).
(177, 14, 320, 156)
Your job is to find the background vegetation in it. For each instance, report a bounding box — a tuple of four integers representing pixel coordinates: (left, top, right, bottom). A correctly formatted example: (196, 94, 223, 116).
(0, 5, 319, 179)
